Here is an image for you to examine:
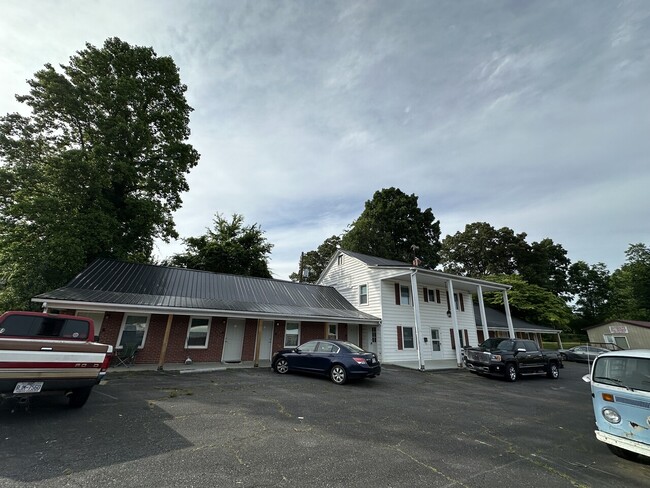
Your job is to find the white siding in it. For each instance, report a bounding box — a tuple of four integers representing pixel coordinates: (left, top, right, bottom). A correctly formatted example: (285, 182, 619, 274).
(319, 252, 480, 367)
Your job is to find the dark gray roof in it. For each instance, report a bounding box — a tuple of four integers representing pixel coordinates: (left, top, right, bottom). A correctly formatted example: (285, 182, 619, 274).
(34, 259, 380, 323)
(474, 304, 560, 333)
(341, 250, 412, 267)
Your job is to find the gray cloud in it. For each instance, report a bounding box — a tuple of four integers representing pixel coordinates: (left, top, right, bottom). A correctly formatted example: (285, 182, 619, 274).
(1, 0, 649, 279)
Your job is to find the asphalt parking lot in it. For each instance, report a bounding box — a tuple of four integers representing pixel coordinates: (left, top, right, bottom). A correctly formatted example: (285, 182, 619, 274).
(1, 362, 649, 488)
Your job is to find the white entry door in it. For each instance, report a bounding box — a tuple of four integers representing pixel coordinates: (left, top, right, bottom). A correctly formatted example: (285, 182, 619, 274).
(257, 320, 274, 361)
(365, 326, 379, 355)
(430, 328, 443, 360)
(348, 324, 359, 346)
(223, 318, 246, 363)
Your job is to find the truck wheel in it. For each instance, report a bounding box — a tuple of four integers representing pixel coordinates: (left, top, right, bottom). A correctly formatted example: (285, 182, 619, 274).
(505, 363, 518, 382)
(68, 386, 93, 408)
(546, 363, 560, 379)
(607, 444, 639, 461)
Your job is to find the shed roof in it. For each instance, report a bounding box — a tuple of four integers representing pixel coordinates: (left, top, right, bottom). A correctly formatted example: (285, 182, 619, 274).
(584, 320, 650, 331)
(33, 259, 380, 324)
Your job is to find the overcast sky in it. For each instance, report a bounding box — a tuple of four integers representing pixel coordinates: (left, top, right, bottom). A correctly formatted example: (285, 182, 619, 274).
(2, 1, 649, 280)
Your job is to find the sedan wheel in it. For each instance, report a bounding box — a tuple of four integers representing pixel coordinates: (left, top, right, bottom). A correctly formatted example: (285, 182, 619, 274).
(330, 364, 347, 385)
(274, 358, 289, 374)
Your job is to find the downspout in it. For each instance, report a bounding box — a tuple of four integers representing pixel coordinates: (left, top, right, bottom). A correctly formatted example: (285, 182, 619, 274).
(446, 280, 463, 368)
(409, 269, 425, 371)
(503, 290, 515, 338)
(476, 285, 489, 341)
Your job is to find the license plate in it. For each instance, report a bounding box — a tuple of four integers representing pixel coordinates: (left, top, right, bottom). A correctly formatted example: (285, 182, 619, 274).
(13, 382, 44, 394)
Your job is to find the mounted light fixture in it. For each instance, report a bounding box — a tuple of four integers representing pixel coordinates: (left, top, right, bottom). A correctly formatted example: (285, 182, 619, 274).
(446, 310, 452, 318)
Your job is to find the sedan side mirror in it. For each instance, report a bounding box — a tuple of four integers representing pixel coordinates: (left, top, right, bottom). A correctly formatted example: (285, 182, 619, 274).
(582, 374, 591, 383)
(294, 348, 301, 354)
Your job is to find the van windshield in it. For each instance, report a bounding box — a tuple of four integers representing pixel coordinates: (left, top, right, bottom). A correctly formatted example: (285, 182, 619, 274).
(593, 356, 650, 393)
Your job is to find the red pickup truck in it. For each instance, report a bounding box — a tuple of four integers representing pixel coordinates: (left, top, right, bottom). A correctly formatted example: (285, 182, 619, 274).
(0, 311, 113, 408)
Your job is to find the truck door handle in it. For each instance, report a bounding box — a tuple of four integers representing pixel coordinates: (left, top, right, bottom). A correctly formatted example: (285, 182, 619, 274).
(40, 347, 53, 351)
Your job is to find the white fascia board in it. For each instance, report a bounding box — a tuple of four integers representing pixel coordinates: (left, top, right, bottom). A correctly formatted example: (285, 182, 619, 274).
(31, 298, 380, 325)
(372, 266, 511, 291)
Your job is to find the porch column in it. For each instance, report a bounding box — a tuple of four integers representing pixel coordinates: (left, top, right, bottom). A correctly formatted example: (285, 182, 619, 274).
(476, 285, 489, 341)
(253, 319, 264, 367)
(409, 270, 425, 371)
(157, 314, 174, 371)
(502, 290, 515, 338)
(446, 280, 463, 368)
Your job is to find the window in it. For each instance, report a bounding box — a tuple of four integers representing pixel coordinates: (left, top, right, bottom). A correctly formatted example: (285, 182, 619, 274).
(359, 284, 368, 305)
(401, 285, 410, 305)
(403, 327, 415, 349)
(317, 342, 339, 353)
(285, 322, 300, 347)
(604, 334, 629, 349)
(423, 288, 441, 304)
(430, 328, 440, 351)
(298, 340, 318, 352)
(117, 314, 149, 348)
(185, 317, 211, 348)
(454, 293, 465, 311)
(0, 314, 90, 340)
(371, 327, 377, 344)
(328, 323, 338, 339)
(337, 254, 343, 265)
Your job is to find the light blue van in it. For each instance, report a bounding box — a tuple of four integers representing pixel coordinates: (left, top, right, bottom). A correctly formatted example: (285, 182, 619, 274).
(583, 349, 650, 460)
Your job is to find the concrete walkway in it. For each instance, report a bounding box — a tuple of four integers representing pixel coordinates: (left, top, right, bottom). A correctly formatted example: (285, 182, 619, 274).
(110, 358, 461, 375)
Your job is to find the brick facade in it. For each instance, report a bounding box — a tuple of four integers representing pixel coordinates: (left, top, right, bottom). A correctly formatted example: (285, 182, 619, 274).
(63, 308, 359, 365)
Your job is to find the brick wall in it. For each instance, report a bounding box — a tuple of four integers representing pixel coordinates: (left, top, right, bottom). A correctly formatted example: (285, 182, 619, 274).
(51, 308, 354, 364)
(242, 319, 259, 361)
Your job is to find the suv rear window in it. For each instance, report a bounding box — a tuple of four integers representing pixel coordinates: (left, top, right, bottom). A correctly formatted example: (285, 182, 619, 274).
(0, 315, 89, 340)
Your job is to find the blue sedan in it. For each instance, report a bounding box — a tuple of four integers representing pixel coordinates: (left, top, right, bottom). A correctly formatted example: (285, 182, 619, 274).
(272, 340, 381, 385)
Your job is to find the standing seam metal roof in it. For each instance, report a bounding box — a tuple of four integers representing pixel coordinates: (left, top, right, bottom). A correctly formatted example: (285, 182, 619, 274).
(34, 259, 380, 322)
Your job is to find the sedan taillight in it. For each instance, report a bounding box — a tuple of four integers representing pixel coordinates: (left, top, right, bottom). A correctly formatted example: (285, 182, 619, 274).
(352, 357, 367, 365)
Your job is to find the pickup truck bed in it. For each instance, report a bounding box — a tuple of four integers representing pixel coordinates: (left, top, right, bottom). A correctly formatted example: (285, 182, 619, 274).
(0, 311, 113, 408)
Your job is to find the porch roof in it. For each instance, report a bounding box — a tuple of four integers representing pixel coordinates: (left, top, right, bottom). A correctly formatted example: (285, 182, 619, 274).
(475, 305, 561, 334)
(341, 250, 511, 293)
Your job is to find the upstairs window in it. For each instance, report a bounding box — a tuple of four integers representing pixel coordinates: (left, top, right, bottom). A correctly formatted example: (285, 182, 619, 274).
(359, 284, 368, 305)
(400, 285, 410, 305)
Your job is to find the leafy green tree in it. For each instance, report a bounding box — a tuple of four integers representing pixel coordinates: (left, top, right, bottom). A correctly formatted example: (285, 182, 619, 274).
(289, 235, 341, 283)
(341, 187, 441, 266)
(568, 261, 611, 325)
(519, 238, 571, 297)
(0, 38, 199, 310)
(606, 243, 650, 321)
(167, 214, 273, 278)
(439, 222, 528, 276)
(482, 275, 573, 331)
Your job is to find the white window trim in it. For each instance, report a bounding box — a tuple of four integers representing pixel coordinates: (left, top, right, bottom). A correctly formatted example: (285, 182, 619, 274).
(285, 322, 300, 348)
(185, 316, 212, 349)
(328, 323, 338, 340)
(359, 284, 368, 305)
(400, 285, 411, 306)
(116, 314, 150, 349)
